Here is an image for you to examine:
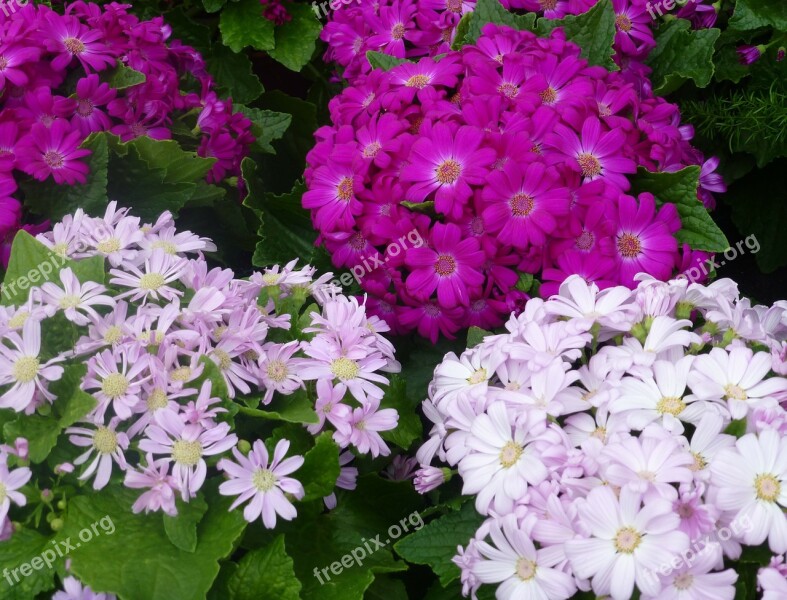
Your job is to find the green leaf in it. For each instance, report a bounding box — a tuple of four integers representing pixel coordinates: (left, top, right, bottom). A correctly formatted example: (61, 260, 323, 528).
(1, 231, 64, 306)
(104, 62, 146, 90)
(467, 326, 492, 348)
(63, 485, 247, 600)
(366, 51, 412, 71)
(537, 0, 617, 69)
(646, 20, 720, 94)
(69, 255, 106, 287)
(463, 0, 536, 44)
(630, 167, 728, 252)
(3, 414, 61, 464)
(203, 0, 226, 13)
(724, 418, 747, 438)
(227, 535, 301, 600)
(400, 200, 436, 214)
(21, 132, 109, 222)
(297, 432, 340, 502)
(730, 0, 787, 30)
(219, 0, 275, 52)
(395, 502, 484, 586)
(364, 575, 408, 600)
(237, 106, 292, 154)
(238, 388, 318, 424)
(452, 12, 473, 50)
(163, 496, 210, 553)
(0, 528, 59, 599)
(268, 4, 323, 72)
(379, 375, 422, 450)
(206, 44, 264, 105)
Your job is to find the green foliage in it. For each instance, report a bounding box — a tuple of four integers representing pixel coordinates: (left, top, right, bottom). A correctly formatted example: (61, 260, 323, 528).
(379, 375, 422, 450)
(730, 0, 787, 31)
(205, 44, 264, 105)
(297, 432, 341, 501)
(227, 535, 301, 600)
(366, 52, 412, 71)
(461, 0, 536, 44)
(536, 0, 617, 69)
(630, 167, 729, 252)
(646, 20, 720, 94)
(467, 326, 492, 348)
(394, 502, 484, 586)
(0, 528, 60, 599)
(268, 4, 323, 72)
(219, 0, 275, 52)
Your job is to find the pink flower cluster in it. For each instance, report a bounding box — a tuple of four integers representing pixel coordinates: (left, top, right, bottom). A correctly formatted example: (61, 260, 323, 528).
(0, 2, 254, 263)
(413, 274, 787, 600)
(320, 0, 718, 86)
(0, 203, 400, 534)
(304, 24, 722, 341)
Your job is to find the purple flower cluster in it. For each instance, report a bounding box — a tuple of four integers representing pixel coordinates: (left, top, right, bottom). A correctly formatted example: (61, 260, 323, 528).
(414, 274, 787, 600)
(320, 0, 718, 85)
(0, 2, 254, 264)
(0, 203, 400, 533)
(304, 24, 723, 341)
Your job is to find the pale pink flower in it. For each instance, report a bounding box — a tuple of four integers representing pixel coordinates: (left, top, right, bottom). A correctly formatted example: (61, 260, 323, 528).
(124, 453, 178, 517)
(333, 396, 398, 457)
(0, 455, 31, 522)
(40, 267, 116, 326)
(53, 576, 117, 600)
(67, 417, 129, 490)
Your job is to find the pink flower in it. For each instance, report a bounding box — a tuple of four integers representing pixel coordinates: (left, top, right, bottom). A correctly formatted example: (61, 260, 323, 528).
(218, 439, 305, 528)
(333, 397, 398, 457)
(41, 267, 116, 326)
(0, 454, 31, 523)
(16, 121, 91, 184)
(124, 453, 178, 517)
(67, 417, 129, 490)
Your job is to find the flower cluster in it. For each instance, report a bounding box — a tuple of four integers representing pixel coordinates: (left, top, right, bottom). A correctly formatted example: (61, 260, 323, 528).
(0, 203, 400, 537)
(413, 274, 787, 600)
(304, 24, 722, 341)
(0, 2, 254, 264)
(320, 0, 718, 85)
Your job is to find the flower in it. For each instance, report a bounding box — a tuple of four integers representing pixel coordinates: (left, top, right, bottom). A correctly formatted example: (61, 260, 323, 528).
(0, 454, 31, 523)
(53, 576, 117, 600)
(565, 486, 689, 599)
(333, 396, 399, 457)
(124, 453, 178, 517)
(737, 44, 764, 65)
(16, 121, 92, 185)
(0, 317, 64, 411)
(41, 267, 116, 326)
(710, 429, 787, 553)
(67, 417, 129, 490)
(218, 439, 305, 528)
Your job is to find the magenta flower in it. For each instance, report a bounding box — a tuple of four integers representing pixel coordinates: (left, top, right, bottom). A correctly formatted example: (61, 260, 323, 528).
(737, 44, 764, 66)
(406, 223, 485, 307)
(218, 439, 305, 528)
(0, 39, 40, 89)
(15, 121, 91, 185)
(71, 75, 116, 136)
(401, 124, 495, 218)
(41, 12, 117, 72)
(481, 160, 570, 248)
(546, 116, 637, 190)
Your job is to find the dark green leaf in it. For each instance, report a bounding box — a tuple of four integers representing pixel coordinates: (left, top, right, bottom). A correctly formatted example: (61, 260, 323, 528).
(537, 0, 617, 69)
(379, 375, 422, 450)
(0, 528, 59, 599)
(268, 4, 323, 72)
(238, 388, 318, 424)
(163, 496, 210, 553)
(206, 44, 264, 105)
(219, 0, 275, 52)
(646, 20, 720, 94)
(463, 0, 536, 44)
(730, 0, 787, 30)
(105, 62, 146, 90)
(237, 106, 292, 154)
(366, 51, 412, 71)
(298, 432, 340, 501)
(467, 326, 491, 348)
(228, 535, 301, 600)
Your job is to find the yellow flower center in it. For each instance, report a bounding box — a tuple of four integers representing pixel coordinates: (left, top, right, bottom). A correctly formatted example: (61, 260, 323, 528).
(434, 254, 457, 277)
(0, 482, 6, 505)
(213, 349, 232, 371)
(614, 527, 642, 553)
(435, 159, 462, 184)
(755, 474, 781, 502)
(674, 573, 694, 590)
(63, 37, 86, 54)
(577, 152, 602, 178)
(510, 193, 535, 217)
(151, 240, 179, 255)
(331, 357, 359, 381)
(172, 440, 203, 466)
(101, 373, 129, 399)
(615, 14, 633, 32)
(467, 368, 487, 385)
(139, 273, 165, 291)
(336, 176, 354, 202)
(93, 426, 118, 454)
(497, 82, 520, 99)
(515, 557, 537, 581)
(96, 238, 121, 254)
(690, 452, 707, 472)
(13, 356, 39, 383)
(104, 325, 122, 344)
(617, 233, 642, 259)
(391, 23, 405, 40)
(499, 441, 523, 468)
(656, 396, 686, 416)
(266, 360, 289, 383)
(8, 311, 29, 329)
(405, 74, 430, 88)
(170, 366, 192, 382)
(252, 468, 277, 492)
(540, 86, 557, 104)
(51, 243, 69, 257)
(724, 384, 747, 402)
(146, 389, 169, 411)
(591, 426, 607, 442)
(59, 295, 81, 309)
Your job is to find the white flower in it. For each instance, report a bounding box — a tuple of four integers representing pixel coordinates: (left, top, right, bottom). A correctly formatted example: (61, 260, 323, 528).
(40, 268, 116, 326)
(710, 429, 787, 554)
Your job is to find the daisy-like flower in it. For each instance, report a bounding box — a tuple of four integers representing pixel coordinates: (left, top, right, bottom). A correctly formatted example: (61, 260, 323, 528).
(140, 409, 237, 501)
(217, 439, 304, 528)
(41, 12, 117, 72)
(758, 555, 787, 600)
(124, 453, 178, 517)
(53, 576, 117, 600)
(0, 318, 64, 411)
(401, 124, 496, 218)
(405, 223, 486, 307)
(612, 357, 712, 433)
(302, 158, 364, 232)
(459, 402, 549, 515)
(710, 429, 787, 553)
(546, 116, 636, 190)
(82, 346, 150, 421)
(0, 454, 31, 522)
(308, 378, 351, 435)
(335, 396, 398, 457)
(139, 225, 217, 258)
(300, 331, 389, 404)
(432, 345, 504, 406)
(40, 267, 116, 326)
(565, 486, 690, 599)
(109, 250, 189, 304)
(544, 274, 637, 333)
(644, 548, 737, 600)
(71, 74, 116, 136)
(473, 514, 577, 600)
(67, 417, 129, 490)
(689, 346, 787, 420)
(684, 412, 736, 483)
(15, 121, 91, 185)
